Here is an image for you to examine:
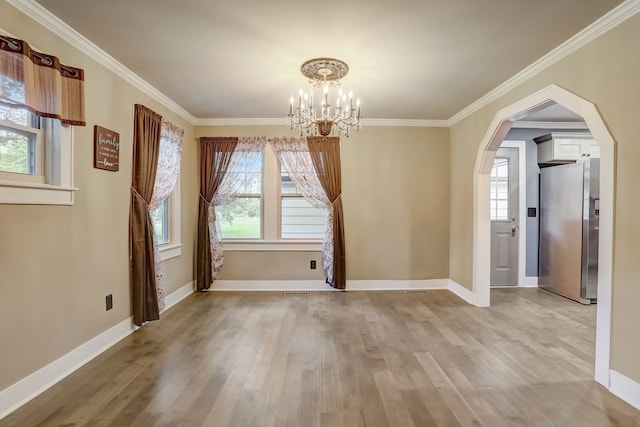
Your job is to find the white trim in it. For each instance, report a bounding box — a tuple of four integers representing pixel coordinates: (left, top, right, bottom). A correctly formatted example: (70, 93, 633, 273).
(511, 121, 589, 130)
(194, 118, 287, 126)
(448, 279, 478, 306)
(472, 84, 614, 388)
(162, 281, 194, 312)
(448, 0, 640, 125)
(347, 279, 450, 291)
(610, 370, 640, 411)
(0, 281, 194, 421)
(499, 140, 527, 287)
(7, 0, 197, 125)
(0, 123, 76, 205)
(193, 117, 450, 128)
(0, 316, 136, 421)
(521, 276, 539, 287)
(361, 118, 449, 128)
(209, 280, 335, 292)
(208, 279, 451, 292)
(158, 243, 183, 261)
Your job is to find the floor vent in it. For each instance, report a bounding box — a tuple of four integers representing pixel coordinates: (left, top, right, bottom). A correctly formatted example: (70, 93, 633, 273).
(283, 291, 310, 296)
(404, 290, 430, 294)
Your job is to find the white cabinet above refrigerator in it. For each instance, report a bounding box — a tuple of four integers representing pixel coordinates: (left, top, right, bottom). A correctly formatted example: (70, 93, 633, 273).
(535, 132, 599, 164)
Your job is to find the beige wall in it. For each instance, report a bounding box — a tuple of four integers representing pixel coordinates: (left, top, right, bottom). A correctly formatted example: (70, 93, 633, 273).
(448, 15, 640, 382)
(195, 125, 451, 282)
(0, 3, 197, 390)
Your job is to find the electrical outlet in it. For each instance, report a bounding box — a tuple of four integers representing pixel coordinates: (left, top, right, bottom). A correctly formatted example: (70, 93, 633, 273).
(106, 294, 113, 311)
(310, 260, 316, 270)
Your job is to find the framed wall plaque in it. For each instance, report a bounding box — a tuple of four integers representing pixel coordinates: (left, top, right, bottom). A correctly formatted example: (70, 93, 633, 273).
(94, 125, 120, 172)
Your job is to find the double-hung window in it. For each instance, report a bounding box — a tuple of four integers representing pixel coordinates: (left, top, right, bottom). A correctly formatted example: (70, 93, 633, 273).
(280, 167, 326, 239)
(218, 144, 326, 250)
(0, 106, 39, 177)
(151, 198, 170, 245)
(148, 120, 184, 261)
(215, 150, 263, 239)
(1, 35, 81, 205)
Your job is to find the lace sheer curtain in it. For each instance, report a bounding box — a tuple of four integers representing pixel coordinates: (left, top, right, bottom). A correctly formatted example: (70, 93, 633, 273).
(271, 137, 335, 283)
(209, 137, 267, 276)
(149, 119, 184, 310)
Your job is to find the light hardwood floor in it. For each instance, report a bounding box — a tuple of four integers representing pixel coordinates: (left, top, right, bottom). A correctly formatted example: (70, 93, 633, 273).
(2, 288, 640, 427)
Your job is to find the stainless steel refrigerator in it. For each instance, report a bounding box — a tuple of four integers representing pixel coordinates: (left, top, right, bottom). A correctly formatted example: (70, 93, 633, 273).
(538, 159, 599, 304)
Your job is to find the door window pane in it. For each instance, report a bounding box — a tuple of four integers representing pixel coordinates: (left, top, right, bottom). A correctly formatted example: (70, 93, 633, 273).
(490, 158, 509, 220)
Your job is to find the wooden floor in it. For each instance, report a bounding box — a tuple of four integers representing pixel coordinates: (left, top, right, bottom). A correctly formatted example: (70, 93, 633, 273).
(2, 288, 640, 427)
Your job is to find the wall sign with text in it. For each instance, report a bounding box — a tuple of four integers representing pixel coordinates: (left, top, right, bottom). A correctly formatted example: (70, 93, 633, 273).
(94, 125, 120, 172)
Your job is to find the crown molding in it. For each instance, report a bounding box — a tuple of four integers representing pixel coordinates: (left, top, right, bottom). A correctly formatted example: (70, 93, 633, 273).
(510, 121, 588, 130)
(448, 0, 640, 126)
(194, 118, 287, 126)
(7, 0, 197, 125)
(363, 118, 449, 127)
(194, 117, 449, 127)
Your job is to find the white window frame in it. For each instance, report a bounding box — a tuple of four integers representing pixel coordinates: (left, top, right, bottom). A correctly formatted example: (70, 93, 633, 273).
(0, 119, 39, 177)
(223, 144, 322, 252)
(0, 116, 76, 205)
(157, 173, 182, 261)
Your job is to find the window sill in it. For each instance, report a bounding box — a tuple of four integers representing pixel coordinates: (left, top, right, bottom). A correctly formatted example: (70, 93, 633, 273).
(159, 243, 182, 261)
(223, 240, 323, 252)
(0, 180, 78, 205)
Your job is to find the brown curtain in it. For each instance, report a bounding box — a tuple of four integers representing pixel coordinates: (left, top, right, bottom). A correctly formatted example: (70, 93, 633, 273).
(0, 34, 85, 126)
(196, 137, 238, 291)
(308, 137, 346, 289)
(130, 104, 162, 326)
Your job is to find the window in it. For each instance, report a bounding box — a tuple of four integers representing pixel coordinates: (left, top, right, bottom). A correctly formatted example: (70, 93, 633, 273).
(0, 36, 81, 205)
(151, 198, 170, 244)
(490, 157, 509, 220)
(280, 170, 326, 239)
(220, 145, 324, 251)
(0, 106, 38, 175)
(0, 104, 74, 205)
(215, 150, 263, 239)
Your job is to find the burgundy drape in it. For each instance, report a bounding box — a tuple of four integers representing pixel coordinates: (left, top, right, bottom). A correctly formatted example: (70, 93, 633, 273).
(130, 104, 162, 326)
(307, 137, 346, 289)
(0, 34, 85, 126)
(196, 137, 238, 290)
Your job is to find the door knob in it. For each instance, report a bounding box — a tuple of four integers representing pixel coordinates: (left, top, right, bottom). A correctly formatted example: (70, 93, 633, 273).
(511, 225, 518, 236)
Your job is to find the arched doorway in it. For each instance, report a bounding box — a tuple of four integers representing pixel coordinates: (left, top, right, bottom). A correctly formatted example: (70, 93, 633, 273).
(472, 84, 614, 388)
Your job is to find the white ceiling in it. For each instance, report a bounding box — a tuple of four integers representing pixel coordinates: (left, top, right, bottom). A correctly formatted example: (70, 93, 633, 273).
(28, 0, 624, 122)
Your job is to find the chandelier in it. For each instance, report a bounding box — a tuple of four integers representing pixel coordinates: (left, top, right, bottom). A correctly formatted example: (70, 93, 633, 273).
(288, 58, 361, 137)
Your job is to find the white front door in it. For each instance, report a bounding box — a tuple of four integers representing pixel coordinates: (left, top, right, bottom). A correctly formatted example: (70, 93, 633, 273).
(490, 147, 519, 286)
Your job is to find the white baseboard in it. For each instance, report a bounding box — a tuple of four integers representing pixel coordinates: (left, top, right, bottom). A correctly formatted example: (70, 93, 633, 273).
(346, 279, 450, 291)
(520, 276, 539, 287)
(209, 279, 450, 292)
(610, 369, 640, 411)
(448, 279, 477, 305)
(162, 281, 194, 311)
(209, 280, 334, 291)
(0, 316, 135, 420)
(0, 281, 194, 421)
